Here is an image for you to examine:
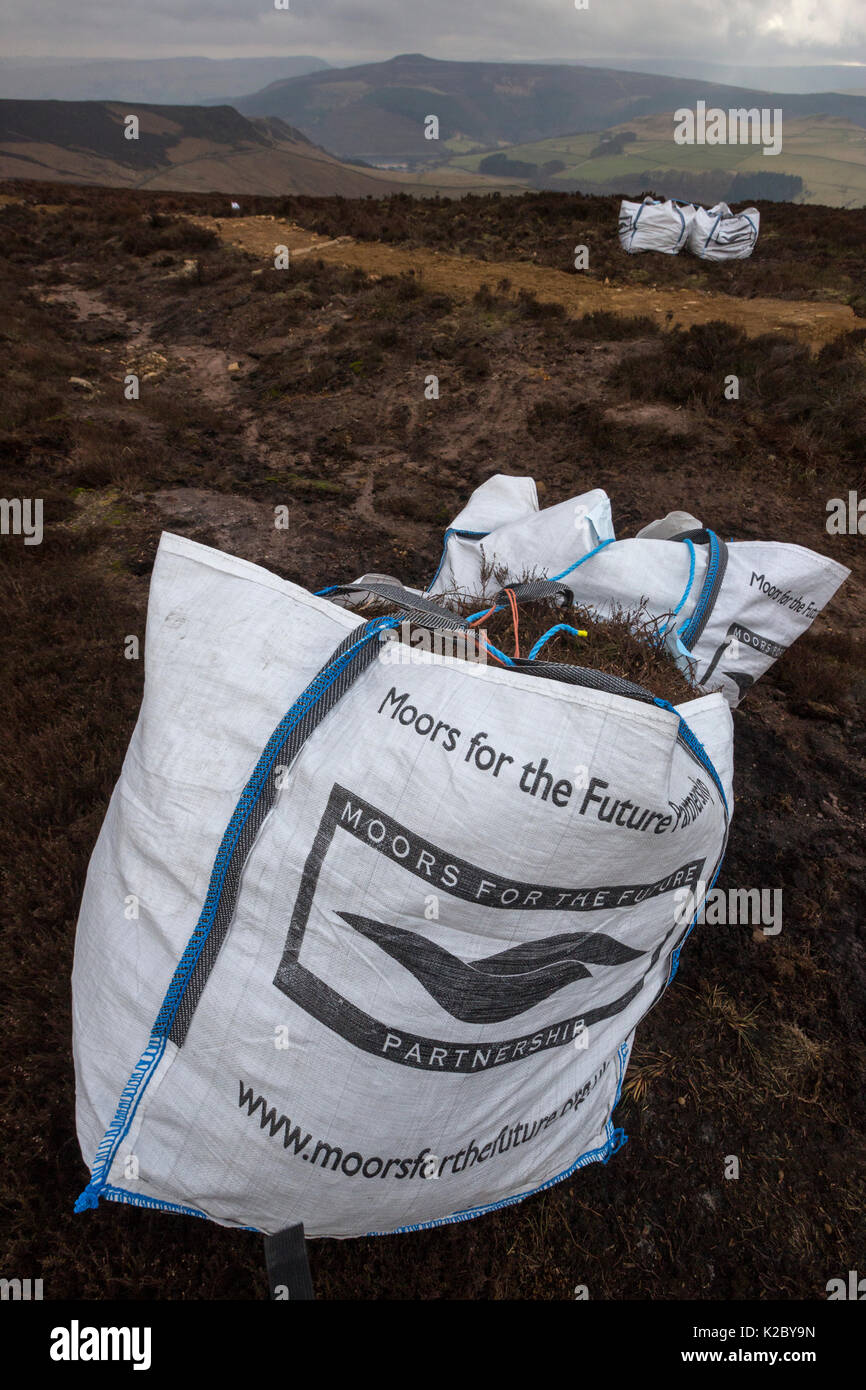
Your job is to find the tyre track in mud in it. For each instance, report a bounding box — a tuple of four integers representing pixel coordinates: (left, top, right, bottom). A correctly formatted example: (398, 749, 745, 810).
(197, 214, 860, 350)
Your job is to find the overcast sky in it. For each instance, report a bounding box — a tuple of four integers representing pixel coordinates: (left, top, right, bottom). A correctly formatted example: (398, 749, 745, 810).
(1, 0, 865, 66)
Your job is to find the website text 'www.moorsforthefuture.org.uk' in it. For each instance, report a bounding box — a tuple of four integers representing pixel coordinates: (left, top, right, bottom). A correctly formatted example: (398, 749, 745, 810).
(237, 1064, 609, 1181)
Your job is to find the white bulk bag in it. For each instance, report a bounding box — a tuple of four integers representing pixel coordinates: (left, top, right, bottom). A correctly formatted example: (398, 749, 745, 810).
(428, 477, 614, 598)
(537, 534, 848, 707)
(426, 478, 848, 707)
(618, 197, 695, 254)
(73, 532, 732, 1238)
(678, 540, 848, 702)
(688, 202, 760, 261)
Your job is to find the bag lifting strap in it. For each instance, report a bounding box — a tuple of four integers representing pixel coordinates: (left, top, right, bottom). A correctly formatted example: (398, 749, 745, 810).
(264, 1222, 315, 1300)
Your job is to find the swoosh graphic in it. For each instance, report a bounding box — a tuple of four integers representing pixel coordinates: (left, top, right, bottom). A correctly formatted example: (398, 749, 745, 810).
(723, 669, 755, 696)
(336, 912, 644, 1024)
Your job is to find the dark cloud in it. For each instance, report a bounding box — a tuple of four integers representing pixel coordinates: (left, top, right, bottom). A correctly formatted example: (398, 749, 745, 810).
(2, 0, 864, 65)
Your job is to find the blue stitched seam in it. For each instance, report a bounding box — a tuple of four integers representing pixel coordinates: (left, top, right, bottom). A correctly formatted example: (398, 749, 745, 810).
(653, 698, 729, 814)
(427, 528, 489, 589)
(101, 1184, 262, 1230)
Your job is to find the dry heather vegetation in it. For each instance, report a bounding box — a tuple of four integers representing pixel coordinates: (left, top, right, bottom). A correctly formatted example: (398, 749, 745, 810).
(264, 188, 866, 314)
(0, 181, 864, 1300)
(352, 590, 697, 704)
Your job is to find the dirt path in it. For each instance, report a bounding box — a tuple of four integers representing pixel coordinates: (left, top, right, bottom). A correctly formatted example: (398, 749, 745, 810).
(197, 214, 859, 349)
(35, 267, 438, 566)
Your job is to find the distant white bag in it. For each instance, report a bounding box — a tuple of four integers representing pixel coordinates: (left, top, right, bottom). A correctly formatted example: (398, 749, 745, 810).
(688, 202, 760, 261)
(73, 532, 732, 1238)
(426, 478, 849, 708)
(618, 197, 695, 254)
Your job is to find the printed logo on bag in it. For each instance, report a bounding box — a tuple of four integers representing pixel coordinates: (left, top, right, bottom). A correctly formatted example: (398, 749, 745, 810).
(274, 784, 705, 1073)
(700, 621, 787, 692)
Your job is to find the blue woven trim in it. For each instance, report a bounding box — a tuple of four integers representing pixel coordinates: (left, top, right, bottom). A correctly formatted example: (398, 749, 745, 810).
(611, 1038, 630, 1109)
(154, 622, 394, 1041)
(75, 618, 395, 1215)
(368, 1041, 631, 1236)
(647, 700, 730, 988)
(101, 1185, 210, 1220)
(704, 213, 722, 249)
(677, 531, 721, 651)
(74, 1034, 168, 1211)
(99, 1184, 261, 1231)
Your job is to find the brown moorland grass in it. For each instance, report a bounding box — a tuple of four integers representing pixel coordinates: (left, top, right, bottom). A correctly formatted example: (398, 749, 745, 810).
(268, 189, 866, 314)
(7, 178, 866, 311)
(350, 591, 697, 705)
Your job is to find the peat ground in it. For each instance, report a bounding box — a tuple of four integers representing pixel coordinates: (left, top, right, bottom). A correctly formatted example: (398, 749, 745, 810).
(1, 184, 864, 1300)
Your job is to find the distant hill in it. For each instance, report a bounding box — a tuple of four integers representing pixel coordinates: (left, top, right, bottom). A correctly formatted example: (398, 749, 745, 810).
(564, 60, 866, 96)
(0, 56, 329, 105)
(445, 111, 866, 208)
(236, 53, 866, 164)
(0, 98, 523, 197)
(0, 99, 406, 195)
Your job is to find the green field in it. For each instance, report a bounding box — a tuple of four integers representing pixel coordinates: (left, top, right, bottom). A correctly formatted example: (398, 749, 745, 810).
(445, 114, 866, 206)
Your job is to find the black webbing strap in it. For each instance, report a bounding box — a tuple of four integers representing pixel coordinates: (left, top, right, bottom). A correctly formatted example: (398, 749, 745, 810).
(264, 1222, 315, 1300)
(324, 577, 656, 703)
(507, 657, 655, 702)
(329, 577, 573, 625)
(668, 528, 713, 545)
(667, 529, 729, 650)
(491, 579, 573, 608)
(326, 580, 468, 631)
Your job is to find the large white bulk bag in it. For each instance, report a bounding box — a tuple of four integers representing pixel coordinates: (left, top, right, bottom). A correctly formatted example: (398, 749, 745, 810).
(426, 478, 848, 708)
(73, 532, 732, 1238)
(618, 197, 695, 254)
(688, 202, 760, 260)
